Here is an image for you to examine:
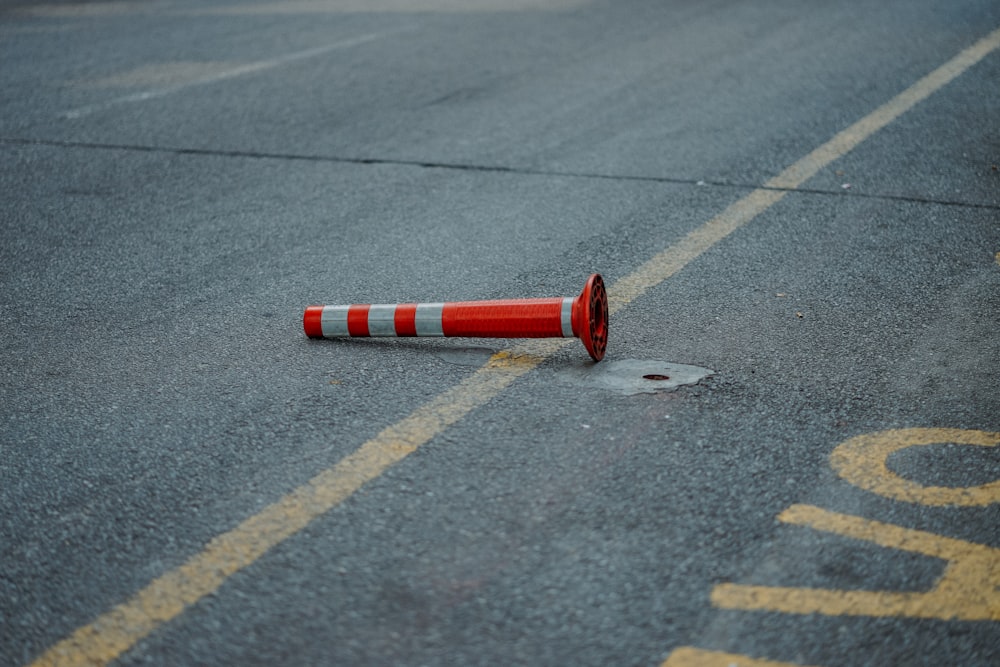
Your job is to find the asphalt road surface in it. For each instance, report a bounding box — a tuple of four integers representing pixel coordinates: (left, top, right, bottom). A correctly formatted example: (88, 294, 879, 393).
(2, 1, 999, 666)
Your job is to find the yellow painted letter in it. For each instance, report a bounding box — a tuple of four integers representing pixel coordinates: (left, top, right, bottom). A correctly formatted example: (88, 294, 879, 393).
(711, 504, 1000, 621)
(830, 428, 1000, 506)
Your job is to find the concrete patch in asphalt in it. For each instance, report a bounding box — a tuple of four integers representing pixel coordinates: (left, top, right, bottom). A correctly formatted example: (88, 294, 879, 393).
(558, 359, 713, 395)
(434, 345, 497, 367)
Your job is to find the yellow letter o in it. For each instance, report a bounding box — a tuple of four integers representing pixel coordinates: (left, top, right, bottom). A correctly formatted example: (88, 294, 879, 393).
(830, 428, 1000, 506)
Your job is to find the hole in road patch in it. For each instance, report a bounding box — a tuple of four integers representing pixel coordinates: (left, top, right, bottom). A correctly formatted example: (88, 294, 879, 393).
(643, 374, 671, 381)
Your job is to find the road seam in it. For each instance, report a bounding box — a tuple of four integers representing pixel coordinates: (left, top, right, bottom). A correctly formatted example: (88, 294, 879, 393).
(26, 23, 1000, 667)
(2, 136, 998, 211)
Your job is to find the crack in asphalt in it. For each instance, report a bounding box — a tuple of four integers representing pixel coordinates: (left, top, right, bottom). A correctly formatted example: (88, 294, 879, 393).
(2, 135, 998, 212)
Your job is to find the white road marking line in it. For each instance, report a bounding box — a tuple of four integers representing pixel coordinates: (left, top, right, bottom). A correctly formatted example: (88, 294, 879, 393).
(60, 28, 411, 120)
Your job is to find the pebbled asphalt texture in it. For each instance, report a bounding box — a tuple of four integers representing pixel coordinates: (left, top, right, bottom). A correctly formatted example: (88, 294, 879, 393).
(2, 1, 999, 665)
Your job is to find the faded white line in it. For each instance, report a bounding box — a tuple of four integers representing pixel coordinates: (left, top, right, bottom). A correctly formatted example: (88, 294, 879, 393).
(61, 28, 411, 119)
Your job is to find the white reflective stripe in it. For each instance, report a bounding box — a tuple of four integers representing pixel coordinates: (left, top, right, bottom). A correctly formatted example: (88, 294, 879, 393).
(561, 297, 574, 337)
(321, 305, 350, 337)
(414, 302, 444, 336)
(367, 304, 398, 336)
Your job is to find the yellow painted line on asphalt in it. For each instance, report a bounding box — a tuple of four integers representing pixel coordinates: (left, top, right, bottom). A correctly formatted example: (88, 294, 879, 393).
(28, 23, 1000, 667)
(611, 25, 1000, 315)
(29, 346, 559, 667)
(711, 504, 1000, 621)
(662, 646, 821, 667)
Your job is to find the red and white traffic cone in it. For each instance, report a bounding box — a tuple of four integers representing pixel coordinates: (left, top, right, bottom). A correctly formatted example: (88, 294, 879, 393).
(304, 273, 608, 361)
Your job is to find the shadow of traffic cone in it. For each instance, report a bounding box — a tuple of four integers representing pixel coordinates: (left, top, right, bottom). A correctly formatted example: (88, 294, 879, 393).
(304, 273, 608, 361)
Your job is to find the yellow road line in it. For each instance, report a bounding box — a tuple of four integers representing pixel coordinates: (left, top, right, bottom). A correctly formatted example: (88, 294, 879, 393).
(662, 646, 822, 667)
(28, 24, 1000, 667)
(612, 24, 1000, 314)
(30, 346, 559, 667)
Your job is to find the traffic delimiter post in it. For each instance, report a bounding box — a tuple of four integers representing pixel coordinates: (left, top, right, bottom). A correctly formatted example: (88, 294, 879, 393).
(304, 273, 608, 361)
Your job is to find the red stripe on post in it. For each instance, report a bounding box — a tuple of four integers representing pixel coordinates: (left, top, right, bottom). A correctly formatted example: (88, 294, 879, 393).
(394, 303, 418, 336)
(347, 304, 371, 336)
(441, 299, 564, 338)
(303, 306, 324, 338)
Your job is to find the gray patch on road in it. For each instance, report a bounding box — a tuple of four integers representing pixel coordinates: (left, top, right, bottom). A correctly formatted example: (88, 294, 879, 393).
(434, 345, 497, 366)
(558, 359, 714, 395)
